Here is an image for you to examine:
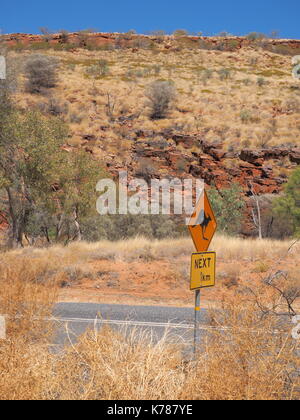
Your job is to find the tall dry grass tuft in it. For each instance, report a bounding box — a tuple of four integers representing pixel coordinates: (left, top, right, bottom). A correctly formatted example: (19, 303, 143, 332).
(5, 234, 296, 264)
(0, 255, 60, 340)
(182, 302, 300, 400)
(45, 326, 186, 400)
(0, 256, 60, 400)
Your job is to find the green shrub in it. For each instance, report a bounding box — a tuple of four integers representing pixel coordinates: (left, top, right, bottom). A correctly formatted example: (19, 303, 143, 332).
(242, 78, 252, 86)
(86, 59, 109, 77)
(218, 68, 231, 81)
(39, 27, 53, 42)
(145, 80, 176, 119)
(150, 30, 166, 43)
(201, 69, 214, 85)
(208, 184, 245, 235)
(217, 31, 232, 37)
(24, 54, 59, 94)
(173, 29, 189, 37)
(81, 214, 180, 241)
(272, 168, 300, 238)
(59, 30, 69, 44)
(38, 97, 69, 116)
(240, 110, 253, 123)
(257, 77, 266, 87)
(246, 32, 267, 41)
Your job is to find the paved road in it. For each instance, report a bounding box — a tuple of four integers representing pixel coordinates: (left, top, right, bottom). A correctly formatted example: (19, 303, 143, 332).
(53, 302, 210, 347)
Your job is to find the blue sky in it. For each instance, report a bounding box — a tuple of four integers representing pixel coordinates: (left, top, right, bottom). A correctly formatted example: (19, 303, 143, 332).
(1, 0, 299, 39)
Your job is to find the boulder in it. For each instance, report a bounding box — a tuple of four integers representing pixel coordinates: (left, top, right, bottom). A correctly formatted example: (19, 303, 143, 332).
(239, 149, 264, 166)
(289, 150, 300, 165)
(172, 134, 199, 149)
(263, 148, 290, 160)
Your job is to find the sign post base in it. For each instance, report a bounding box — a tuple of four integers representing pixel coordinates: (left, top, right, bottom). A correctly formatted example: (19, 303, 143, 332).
(194, 289, 200, 356)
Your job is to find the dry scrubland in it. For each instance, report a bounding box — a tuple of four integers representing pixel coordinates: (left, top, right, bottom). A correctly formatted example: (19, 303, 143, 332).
(3, 235, 300, 307)
(12, 44, 300, 170)
(1, 39, 300, 399)
(0, 236, 299, 400)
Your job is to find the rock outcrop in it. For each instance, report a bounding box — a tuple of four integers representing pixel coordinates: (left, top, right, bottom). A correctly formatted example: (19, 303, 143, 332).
(120, 132, 298, 196)
(2, 32, 300, 54)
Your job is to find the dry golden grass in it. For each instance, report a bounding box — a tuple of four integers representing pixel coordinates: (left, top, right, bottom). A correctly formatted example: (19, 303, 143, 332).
(0, 236, 300, 400)
(0, 241, 299, 400)
(185, 302, 300, 400)
(43, 307, 299, 400)
(0, 256, 59, 400)
(0, 263, 298, 400)
(5, 234, 297, 264)
(2, 236, 298, 309)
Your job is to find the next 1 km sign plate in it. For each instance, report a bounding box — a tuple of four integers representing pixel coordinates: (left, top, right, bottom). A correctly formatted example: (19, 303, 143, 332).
(190, 252, 216, 290)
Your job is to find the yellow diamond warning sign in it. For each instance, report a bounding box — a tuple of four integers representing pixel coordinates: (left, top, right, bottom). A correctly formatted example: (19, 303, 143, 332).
(188, 191, 217, 253)
(190, 252, 216, 290)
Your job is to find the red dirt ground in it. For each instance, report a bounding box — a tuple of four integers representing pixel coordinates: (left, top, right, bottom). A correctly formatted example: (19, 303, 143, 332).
(58, 254, 300, 309)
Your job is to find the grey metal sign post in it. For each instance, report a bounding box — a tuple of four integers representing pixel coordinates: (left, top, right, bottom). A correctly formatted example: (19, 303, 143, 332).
(193, 289, 200, 355)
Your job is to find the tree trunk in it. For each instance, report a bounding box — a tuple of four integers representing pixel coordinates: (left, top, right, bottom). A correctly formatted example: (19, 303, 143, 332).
(250, 183, 262, 240)
(42, 226, 51, 244)
(5, 187, 24, 248)
(256, 197, 262, 240)
(72, 208, 82, 241)
(56, 214, 65, 241)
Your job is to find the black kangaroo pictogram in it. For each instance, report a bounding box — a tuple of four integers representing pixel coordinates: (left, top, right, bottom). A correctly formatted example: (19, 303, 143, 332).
(191, 209, 211, 241)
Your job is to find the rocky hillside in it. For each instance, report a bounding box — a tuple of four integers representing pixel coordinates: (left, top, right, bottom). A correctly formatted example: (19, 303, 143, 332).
(1, 32, 300, 235)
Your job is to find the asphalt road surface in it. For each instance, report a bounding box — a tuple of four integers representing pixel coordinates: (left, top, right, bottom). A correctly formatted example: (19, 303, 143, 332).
(53, 302, 211, 348)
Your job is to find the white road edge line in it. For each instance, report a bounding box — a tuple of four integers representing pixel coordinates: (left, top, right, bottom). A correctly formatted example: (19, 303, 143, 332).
(52, 317, 230, 331)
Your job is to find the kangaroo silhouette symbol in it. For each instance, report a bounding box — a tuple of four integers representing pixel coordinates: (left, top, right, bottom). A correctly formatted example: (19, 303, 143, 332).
(191, 209, 211, 241)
